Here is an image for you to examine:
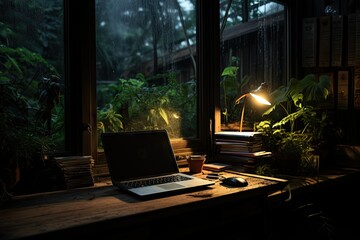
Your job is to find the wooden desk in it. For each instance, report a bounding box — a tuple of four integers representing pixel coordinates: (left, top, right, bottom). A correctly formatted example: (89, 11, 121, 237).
(0, 169, 287, 240)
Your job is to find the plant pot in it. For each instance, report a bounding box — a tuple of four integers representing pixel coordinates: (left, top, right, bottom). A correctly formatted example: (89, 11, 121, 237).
(272, 152, 302, 175)
(187, 155, 206, 173)
(0, 163, 20, 191)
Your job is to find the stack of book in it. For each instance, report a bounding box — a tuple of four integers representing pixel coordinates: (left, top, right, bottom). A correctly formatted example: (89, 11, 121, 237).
(214, 131, 272, 171)
(53, 156, 95, 189)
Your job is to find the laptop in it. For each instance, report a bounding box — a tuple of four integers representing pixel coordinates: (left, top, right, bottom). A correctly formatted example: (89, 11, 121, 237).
(101, 130, 214, 198)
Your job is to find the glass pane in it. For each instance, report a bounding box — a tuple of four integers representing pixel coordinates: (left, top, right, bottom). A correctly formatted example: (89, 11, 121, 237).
(95, 0, 197, 147)
(0, 1, 65, 156)
(219, 0, 286, 131)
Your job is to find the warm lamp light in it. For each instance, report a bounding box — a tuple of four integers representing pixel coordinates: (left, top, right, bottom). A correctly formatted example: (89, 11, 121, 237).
(235, 83, 271, 132)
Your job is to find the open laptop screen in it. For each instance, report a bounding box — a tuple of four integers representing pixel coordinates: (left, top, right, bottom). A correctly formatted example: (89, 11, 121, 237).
(101, 130, 180, 181)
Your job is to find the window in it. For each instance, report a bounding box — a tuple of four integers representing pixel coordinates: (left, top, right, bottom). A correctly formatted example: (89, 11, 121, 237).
(95, 0, 208, 161)
(93, 1, 288, 162)
(95, 0, 197, 138)
(218, 0, 286, 132)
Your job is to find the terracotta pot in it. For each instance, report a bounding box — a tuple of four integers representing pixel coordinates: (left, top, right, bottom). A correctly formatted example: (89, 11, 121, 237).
(187, 155, 206, 173)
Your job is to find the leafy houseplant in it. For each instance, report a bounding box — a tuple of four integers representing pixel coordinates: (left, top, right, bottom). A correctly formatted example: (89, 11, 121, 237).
(254, 74, 332, 175)
(0, 46, 61, 197)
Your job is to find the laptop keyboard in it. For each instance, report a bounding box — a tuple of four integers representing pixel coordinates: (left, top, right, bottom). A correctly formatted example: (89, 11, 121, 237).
(124, 175, 192, 188)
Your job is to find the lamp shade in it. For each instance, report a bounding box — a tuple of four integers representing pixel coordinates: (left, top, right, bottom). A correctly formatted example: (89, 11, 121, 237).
(249, 93, 271, 105)
(250, 82, 271, 105)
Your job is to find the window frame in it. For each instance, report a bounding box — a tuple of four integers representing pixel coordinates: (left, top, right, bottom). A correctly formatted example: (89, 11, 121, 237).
(65, 0, 97, 159)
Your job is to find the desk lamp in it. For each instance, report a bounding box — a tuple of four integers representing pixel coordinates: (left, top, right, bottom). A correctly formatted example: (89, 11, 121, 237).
(235, 83, 271, 132)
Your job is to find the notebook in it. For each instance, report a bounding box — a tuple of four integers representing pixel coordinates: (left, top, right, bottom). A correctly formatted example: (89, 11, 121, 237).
(101, 130, 214, 198)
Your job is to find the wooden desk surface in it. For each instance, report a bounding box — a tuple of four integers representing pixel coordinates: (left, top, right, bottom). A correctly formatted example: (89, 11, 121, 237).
(0, 169, 287, 240)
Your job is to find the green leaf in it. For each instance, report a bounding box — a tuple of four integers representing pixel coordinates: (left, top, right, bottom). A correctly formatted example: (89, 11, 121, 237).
(294, 74, 331, 102)
(221, 66, 239, 78)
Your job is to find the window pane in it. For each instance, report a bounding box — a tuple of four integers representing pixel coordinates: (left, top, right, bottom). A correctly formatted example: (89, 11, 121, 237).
(219, 0, 286, 131)
(0, 0, 65, 154)
(95, 0, 197, 146)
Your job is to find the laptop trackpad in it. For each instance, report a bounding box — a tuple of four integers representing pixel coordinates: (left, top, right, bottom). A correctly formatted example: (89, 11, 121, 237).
(158, 183, 184, 190)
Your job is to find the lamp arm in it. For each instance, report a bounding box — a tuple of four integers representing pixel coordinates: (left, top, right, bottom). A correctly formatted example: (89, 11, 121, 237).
(235, 93, 250, 132)
(239, 97, 247, 132)
(235, 93, 249, 105)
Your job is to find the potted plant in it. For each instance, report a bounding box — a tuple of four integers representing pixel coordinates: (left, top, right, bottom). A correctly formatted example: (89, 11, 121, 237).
(254, 74, 332, 175)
